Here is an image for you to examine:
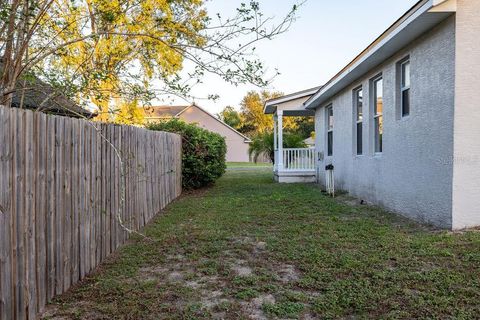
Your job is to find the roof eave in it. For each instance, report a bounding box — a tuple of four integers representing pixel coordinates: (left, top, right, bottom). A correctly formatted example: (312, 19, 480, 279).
(263, 87, 321, 114)
(305, 0, 454, 110)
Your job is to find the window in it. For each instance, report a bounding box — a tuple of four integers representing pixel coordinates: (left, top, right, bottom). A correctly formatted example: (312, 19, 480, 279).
(400, 59, 410, 117)
(373, 76, 383, 153)
(354, 87, 363, 155)
(326, 105, 333, 156)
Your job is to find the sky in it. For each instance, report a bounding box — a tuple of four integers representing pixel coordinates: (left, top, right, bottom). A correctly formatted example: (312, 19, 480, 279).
(162, 0, 419, 115)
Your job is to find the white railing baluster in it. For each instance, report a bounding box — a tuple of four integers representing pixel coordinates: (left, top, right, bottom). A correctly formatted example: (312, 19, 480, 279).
(282, 148, 315, 171)
(278, 148, 316, 172)
(300, 149, 302, 170)
(302, 149, 305, 169)
(295, 150, 300, 170)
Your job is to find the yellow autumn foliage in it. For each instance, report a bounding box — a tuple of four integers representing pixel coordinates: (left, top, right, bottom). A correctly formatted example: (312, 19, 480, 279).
(43, 0, 207, 121)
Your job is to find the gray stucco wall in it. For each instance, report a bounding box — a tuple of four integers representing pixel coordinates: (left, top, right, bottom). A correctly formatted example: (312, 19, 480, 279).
(315, 16, 456, 228)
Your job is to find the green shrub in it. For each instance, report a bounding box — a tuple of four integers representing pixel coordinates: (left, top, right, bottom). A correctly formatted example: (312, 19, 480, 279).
(148, 119, 227, 189)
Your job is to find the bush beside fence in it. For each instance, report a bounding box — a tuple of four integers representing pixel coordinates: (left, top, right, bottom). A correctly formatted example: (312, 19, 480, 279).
(148, 119, 226, 190)
(0, 106, 182, 320)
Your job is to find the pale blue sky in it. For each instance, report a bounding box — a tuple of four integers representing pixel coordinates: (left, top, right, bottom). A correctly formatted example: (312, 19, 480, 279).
(166, 0, 419, 114)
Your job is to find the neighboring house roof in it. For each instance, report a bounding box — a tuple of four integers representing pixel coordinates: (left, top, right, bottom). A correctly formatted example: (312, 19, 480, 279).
(145, 103, 252, 143)
(11, 79, 95, 118)
(143, 105, 189, 118)
(304, 0, 456, 109)
(0, 61, 94, 118)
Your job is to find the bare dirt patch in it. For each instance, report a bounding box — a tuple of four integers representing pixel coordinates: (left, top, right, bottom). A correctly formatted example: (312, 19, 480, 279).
(231, 259, 253, 276)
(276, 263, 300, 283)
(241, 294, 276, 320)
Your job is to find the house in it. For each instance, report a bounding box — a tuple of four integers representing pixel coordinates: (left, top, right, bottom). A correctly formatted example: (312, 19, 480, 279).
(145, 104, 252, 162)
(264, 0, 480, 230)
(11, 81, 94, 118)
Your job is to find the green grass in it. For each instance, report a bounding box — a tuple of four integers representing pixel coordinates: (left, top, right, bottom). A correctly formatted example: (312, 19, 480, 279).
(227, 161, 272, 168)
(43, 168, 480, 319)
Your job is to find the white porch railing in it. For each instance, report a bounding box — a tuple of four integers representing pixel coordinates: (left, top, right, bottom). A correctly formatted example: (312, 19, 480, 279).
(282, 148, 315, 171)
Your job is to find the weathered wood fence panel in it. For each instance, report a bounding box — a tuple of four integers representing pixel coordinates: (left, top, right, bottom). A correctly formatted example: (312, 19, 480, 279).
(0, 106, 182, 320)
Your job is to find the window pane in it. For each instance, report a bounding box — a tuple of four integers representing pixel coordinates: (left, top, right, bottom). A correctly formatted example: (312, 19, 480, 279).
(402, 88, 410, 116)
(402, 61, 410, 87)
(356, 89, 363, 121)
(327, 131, 333, 156)
(375, 78, 383, 115)
(375, 116, 383, 153)
(356, 122, 362, 155)
(327, 107, 333, 130)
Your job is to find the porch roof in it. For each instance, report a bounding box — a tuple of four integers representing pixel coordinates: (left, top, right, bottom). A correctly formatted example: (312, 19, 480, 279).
(263, 87, 320, 117)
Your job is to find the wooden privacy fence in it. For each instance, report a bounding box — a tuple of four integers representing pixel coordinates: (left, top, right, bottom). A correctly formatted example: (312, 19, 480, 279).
(0, 106, 182, 320)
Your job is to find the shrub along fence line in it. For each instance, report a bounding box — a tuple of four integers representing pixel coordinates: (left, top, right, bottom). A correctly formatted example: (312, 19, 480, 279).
(148, 119, 227, 190)
(0, 106, 182, 320)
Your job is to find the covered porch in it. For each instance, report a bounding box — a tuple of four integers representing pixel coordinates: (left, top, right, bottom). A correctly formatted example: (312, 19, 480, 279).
(264, 87, 319, 183)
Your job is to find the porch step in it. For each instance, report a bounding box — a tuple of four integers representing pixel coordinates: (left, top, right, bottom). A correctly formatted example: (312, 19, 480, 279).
(274, 170, 316, 183)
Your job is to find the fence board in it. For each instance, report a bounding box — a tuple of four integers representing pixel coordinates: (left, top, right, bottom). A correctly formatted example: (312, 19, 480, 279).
(63, 118, 72, 292)
(151, 133, 158, 216)
(13, 109, 25, 319)
(45, 115, 56, 301)
(72, 119, 80, 283)
(101, 124, 107, 259)
(0, 108, 12, 319)
(132, 128, 138, 230)
(24, 111, 36, 320)
(54, 116, 64, 296)
(87, 122, 95, 273)
(95, 125, 102, 266)
(105, 125, 112, 256)
(113, 125, 120, 250)
(34, 112, 47, 313)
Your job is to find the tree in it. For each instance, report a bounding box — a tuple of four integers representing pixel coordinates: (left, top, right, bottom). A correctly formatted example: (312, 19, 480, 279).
(248, 131, 306, 163)
(240, 90, 280, 134)
(248, 131, 275, 163)
(0, 0, 301, 117)
(113, 99, 145, 126)
(218, 106, 242, 130)
(239, 90, 299, 135)
(293, 117, 315, 139)
(221, 90, 303, 136)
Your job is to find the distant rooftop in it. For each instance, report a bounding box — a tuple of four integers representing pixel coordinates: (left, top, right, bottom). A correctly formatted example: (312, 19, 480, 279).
(144, 105, 189, 118)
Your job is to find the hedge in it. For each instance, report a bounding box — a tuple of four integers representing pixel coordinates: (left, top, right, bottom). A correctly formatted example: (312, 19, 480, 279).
(148, 119, 227, 189)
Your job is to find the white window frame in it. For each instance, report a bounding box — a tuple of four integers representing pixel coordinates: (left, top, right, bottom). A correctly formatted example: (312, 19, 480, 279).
(400, 59, 410, 117)
(372, 76, 383, 154)
(326, 105, 333, 157)
(354, 87, 363, 155)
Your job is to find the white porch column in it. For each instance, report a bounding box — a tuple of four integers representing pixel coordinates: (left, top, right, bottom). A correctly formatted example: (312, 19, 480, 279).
(273, 113, 278, 171)
(277, 110, 284, 171)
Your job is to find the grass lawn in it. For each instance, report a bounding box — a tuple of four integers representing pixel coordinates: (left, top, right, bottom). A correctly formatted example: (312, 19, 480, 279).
(227, 162, 272, 168)
(42, 168, 480, 319)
